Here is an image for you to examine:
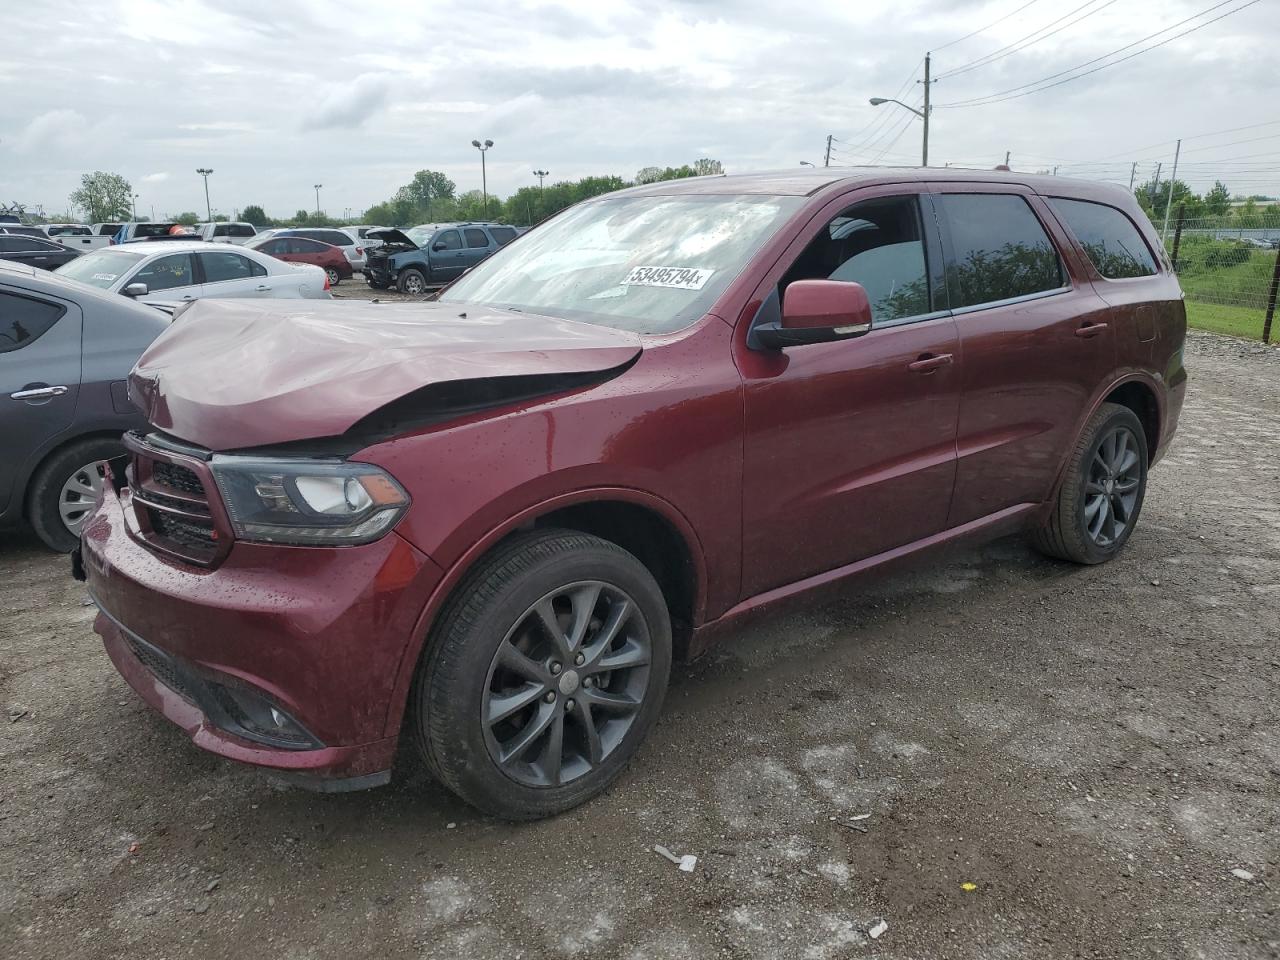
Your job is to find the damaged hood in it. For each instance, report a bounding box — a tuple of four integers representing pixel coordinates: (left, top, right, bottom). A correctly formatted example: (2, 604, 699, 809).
(365, 228, 416, 247)
(130, 298, 642, 450)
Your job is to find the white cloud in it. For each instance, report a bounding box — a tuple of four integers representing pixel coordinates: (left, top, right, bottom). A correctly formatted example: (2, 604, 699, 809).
(12, 109, 90, 153)
(140, 172, 170, 183)
(301, 73, 393, 131)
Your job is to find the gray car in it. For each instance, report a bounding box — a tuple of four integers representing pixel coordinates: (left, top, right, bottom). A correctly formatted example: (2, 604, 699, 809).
(0, 261, 169, 551)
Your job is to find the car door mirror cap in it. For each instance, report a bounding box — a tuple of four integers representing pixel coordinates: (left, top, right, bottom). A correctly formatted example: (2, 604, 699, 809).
(432, 241, 447, 251)
(753, 280, 874, 350)
(123, 282, 149, 297)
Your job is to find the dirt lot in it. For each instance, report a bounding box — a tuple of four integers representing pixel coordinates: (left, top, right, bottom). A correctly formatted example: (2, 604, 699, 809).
(2, 331, 1278, 960)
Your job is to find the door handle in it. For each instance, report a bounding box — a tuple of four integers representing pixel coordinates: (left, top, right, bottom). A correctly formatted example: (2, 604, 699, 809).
(255, 285, 271, 291)
(11, 385, 68, 400)
(907, 353, 954, 373)
(181, 295, 196, 301)
(1074, 321, 1109, 338)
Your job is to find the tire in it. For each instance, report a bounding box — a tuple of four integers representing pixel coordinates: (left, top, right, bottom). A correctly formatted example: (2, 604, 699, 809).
(27, 436, 124, 553)
(1031, 402, 1148, 565)
(325, 267, 341, 286)
(397, 268, 427, 295)
(414, 529, 672, 819)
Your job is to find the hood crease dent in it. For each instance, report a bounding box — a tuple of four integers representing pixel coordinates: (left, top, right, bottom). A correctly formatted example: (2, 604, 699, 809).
(129, 299, 642, 451)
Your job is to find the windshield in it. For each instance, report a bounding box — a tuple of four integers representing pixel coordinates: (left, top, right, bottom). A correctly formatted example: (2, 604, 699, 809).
(56, 249, 144, 288)
(406, 226, 433, 246)
(439, 195, 802, 334)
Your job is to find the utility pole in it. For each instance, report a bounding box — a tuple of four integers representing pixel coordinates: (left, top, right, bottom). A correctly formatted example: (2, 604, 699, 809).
(824, 135, 833, 167)
(1128, 161, 1138, 191)
(313, 184, 323, 215)
(921, 52, 931, 167)
(196, 168, 213, 221)
(1150, 162, 1162, 207)
(1004, 150, 1011, 166)
(131, 194, 138, 220)
(1161, 139, 1181, 242)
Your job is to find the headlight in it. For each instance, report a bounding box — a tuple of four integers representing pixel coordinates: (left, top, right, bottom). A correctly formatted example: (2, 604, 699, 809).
(210, 457, 409, 546)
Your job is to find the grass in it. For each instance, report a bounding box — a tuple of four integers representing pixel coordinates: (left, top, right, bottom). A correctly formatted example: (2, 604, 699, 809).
(1184, 299, 1271, 341)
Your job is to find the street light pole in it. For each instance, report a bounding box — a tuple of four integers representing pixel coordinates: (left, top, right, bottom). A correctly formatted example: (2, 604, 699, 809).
(472, 139, 493, 218)
(132, 194, 138, 221)
(313, 184, 323, 216)
(196, 168, 213, 221)
(869, 51, 932, 166)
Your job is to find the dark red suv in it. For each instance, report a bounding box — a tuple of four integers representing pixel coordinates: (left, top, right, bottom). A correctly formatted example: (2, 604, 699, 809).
(77, 169, 1186, 819)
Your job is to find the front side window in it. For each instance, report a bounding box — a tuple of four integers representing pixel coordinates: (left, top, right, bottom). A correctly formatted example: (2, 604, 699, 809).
(1049, 197, 1158, 280)
(0, 291, 66, 353)
(55, 249, 145, 288)
(938, 194, 1064, 308)
(201, 252, 266, 282)
(434, 230, 462, 251)
(781, 194, 931, 323)
(133, 253, 196, 291)
(440, 194, 803, 334)
(464, 228, 490, 248)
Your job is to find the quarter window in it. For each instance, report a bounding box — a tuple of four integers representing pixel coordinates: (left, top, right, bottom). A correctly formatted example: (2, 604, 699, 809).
(464, 228, 490, 248)
(133, 253, 196, 292)
(781, 194, 932, 323)
(0, 291, 66, 353)
(1048, 198, 1158, 279)
(938, 194, 1064, 308)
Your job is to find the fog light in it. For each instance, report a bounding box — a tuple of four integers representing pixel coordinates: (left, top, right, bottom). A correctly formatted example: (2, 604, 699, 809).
(207, 682, 321, 749)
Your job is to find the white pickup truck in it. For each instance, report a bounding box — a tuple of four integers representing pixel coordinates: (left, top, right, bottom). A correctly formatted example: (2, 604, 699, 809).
(43, 223, 115, 251)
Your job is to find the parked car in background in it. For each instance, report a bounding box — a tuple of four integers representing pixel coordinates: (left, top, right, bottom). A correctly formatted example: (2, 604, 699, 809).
(91, 223, 125, 239)
(55, 241, 331, 301)
(272, 228, 366, 271)
(74, 169, 1186, 818)
(247, 235, 352, 285)
(111, 222, 183, 244)
(343, 225, 389, 248)
(191, 222, 259, 245)
(42, 224, 113, 251)
(0, 261, 168, 552)
(363, 222, 519, 293)
(0, 225, 48, 238)
(0, 232, 81, 270)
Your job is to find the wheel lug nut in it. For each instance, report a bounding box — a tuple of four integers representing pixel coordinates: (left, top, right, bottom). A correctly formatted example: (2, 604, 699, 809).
(583, 677, 595, 688)
(574, 653, 585, 666)
(550, 662, 562, 675)
(565, 699, 575, 711)
(544, 691, 556, 703)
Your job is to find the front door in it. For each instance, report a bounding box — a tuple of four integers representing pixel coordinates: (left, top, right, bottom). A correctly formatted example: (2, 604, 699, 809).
(428, 229, 467, 283)
(0, 286, 82, 514)
(126, 252, 201, 301)
(929, 185, 1117, 526)
(737, 188, 961, 598)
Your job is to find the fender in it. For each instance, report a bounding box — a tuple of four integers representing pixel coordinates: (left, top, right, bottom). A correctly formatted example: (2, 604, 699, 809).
(380, 485, 709, 738)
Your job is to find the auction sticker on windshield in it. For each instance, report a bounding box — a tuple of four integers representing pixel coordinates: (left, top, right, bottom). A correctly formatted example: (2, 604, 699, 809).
(622, 266, 713, 290)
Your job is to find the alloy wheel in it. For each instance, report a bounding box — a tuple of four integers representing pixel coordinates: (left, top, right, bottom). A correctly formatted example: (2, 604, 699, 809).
(58, 460, 106, 534)
(1083, 426, 1141, 546)
(325, 267, 340, 285)
(402, 273, 425, 294)
(482, 581, 652, 788)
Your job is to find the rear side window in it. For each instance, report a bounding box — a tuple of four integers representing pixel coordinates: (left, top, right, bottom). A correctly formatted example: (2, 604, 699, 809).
(0, 291, 66, 353)
(938, 194, 1064, 308)
(1049, 198, 1158, 279)
(435, 230, 462, 250)
(490, 226, 517, 246)
(464, 228, 490, 248)
(135, 223, 177, 238)
(213, 224, 231, 237)
(308, 230, 349, 246)
(201, 251, 267, 282)
(231, 224, 257, 238)
(97, 224, 122, 235)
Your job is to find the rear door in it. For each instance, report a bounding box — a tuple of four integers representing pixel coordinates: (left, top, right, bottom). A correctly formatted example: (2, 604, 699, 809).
(197, 250, 271, 298)
(930, 184, 1116, 526)
(0, 286, 82, 514)
(428, 229, 467, 283)
(460, 227, 494, 271)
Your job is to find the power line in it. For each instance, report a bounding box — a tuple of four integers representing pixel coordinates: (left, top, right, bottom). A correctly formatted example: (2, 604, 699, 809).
(936, 0, 1260, 107)
(1092, 119, 1280, 160)
(935, 0, 1116, 80)
(933, 0, 1045, 51)
(837, 60, 923, 157)
(869, 112, 919, 163)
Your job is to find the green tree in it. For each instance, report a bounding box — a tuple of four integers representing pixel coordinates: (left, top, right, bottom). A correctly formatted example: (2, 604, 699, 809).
(403, 169, 456, 221)
(293, 209, 310, 224)
(70, 171, 133, 222)
(241, 204, 269, 227)
(172, 211, 200, 225)
(692, 158, 724, 176)
(1203, 182, 1231, 216)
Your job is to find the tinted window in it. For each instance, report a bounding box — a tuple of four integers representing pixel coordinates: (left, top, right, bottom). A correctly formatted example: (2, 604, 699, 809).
(48, 225, 91, 236)
(781, 194, 931, 323)
(464, 228, 490, 248)
(201, 251, 266, 282)
(435, 230, 462, 251)
(0, 236, 26, 252)
(135, 223, 178, 238)
(0, 291, 66, 353)
(213, 224, 231, 237)
(938, 194, 1063, 308)
(1049, 198, 1157, 280)
(490, 226, 517, 246)
(231, 224, 257, 238)
(97, 224, 123, 235)
(287, 238, 325, 254)
(298, 230, 350, 247)
(133, 253, 196, 291)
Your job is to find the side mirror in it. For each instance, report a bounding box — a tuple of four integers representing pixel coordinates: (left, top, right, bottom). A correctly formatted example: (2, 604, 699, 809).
(432, 241, 447, 251)
(750, 280, 873, 350)
(122, 282, 149, 298)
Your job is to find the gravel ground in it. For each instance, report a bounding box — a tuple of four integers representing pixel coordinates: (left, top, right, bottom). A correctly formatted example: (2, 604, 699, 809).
(1, 331, 1278, 960)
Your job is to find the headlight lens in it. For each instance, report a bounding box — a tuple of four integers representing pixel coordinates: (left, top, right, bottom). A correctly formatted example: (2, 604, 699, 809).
(210, 457, 409, 546)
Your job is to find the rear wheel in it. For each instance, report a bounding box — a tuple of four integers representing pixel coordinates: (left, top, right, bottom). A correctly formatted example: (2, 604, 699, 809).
(325, 267, 341, 286)
(397, 268, 427, 295)
(27, 437, 124, 552)
(414, 530, 672, 819)
(1031, 402, 1148, 564)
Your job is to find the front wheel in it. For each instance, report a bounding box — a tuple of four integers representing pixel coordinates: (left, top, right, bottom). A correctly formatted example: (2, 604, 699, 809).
(397, 268, 427, 295)
(414, 530, 672, 819)
(1031, 402, 1148, 564)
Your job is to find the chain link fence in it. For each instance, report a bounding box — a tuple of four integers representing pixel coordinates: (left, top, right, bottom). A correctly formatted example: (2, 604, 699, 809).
(1166, 209, 1280, 343)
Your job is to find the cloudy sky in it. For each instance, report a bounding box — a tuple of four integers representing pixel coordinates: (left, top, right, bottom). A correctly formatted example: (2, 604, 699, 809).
(1, 0, 1275, 221)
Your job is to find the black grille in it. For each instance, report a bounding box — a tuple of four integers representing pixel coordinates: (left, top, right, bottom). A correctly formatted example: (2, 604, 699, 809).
(152, 461, 204, 496)
(150, 512, 217, 550)
(123, 633, 199, 704)
(142, 489, 211, 516)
